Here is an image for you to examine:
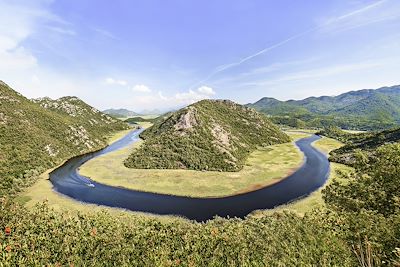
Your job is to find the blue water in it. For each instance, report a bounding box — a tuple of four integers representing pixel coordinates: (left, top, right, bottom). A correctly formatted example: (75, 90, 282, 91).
(50, 129, 330, 221)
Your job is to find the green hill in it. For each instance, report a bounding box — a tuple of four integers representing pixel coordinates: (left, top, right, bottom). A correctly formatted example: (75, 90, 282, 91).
(0, 81, 129, 196)
(124, 99, 290, 171)
(103, 108, 139, 118)
(319, 126, 400, 165)
(248, 85, 400, 130)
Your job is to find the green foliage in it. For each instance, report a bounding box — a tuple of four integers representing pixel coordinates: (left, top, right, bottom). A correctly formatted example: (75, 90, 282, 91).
(324, 143, 400, 216)
(327, 127, 400, 165)
(321, 144, 400, 263)
(318, 126, 373, 144)
(0, 81, 129, 197)
(0, 199, 355, 266)
(248, 85, 400, 130)
(323, 144, 400, 265)
(125, 116, 158, 124)
(125, 100, 290, 171)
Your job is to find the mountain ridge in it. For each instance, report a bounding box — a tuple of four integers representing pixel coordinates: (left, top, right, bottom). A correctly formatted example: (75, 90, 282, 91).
(0, 81, 129, 196)
(247, 85, 400, 129)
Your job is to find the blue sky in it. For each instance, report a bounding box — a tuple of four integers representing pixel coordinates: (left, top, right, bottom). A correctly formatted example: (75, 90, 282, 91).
(1, 0, 400, 112)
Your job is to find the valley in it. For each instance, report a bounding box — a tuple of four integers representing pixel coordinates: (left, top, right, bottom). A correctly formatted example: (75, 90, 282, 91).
(2, 81, 400, 264)
(3, 2, 400, 264)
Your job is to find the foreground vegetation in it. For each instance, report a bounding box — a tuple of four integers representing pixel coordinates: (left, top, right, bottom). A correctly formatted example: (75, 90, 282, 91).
(1, 199, 357, 266)
(3, 141, 400, 265)
(125, 99, 290, 172)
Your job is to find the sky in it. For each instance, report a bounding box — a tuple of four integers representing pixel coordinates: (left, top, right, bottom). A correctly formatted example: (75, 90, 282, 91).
(1, 0, 400, 112)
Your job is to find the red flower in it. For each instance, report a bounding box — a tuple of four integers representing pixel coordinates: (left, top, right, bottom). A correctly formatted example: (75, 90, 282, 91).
(4, 227, 11, 236)
(90, 227, 97, 237)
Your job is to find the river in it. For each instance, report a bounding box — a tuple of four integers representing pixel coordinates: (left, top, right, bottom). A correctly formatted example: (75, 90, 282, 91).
(50, 129, 330, 221)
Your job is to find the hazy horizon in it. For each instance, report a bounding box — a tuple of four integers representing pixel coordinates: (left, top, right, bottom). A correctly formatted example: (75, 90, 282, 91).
(2, 0, 400, 111)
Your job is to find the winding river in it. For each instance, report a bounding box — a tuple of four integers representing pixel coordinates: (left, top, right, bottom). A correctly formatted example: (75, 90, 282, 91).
(50, 129, 330, 221)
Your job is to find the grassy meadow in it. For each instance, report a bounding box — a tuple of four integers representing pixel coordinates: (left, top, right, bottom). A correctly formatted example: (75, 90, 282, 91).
(79, 131, 306, 197)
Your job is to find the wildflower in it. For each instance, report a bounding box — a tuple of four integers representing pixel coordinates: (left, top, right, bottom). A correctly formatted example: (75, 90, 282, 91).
(4, 226, 11, 236)
(5, 245, 11, 252)
(90, 227, 97, 236)
(210, 227, 218, 236)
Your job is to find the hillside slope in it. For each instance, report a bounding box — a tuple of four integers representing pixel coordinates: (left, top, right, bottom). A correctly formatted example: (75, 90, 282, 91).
(103, 108, 139, 118)
(0, 81, 129, 196)
(125, 100, 290, 171)
(319, 126, 400, 165)
(248, 85, 400, 130)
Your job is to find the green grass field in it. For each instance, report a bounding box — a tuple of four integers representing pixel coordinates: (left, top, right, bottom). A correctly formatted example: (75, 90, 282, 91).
(79, 131, 306, 197)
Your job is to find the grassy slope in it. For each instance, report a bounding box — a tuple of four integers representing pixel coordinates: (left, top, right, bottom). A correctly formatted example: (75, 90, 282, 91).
(0, 81, 129, 196)
(14, 129, 149, 215)
(78, 131, 305, 197)
(1, 199, 355, 266)
(320, 126, 400, 165)
(125, 100, 290, 172)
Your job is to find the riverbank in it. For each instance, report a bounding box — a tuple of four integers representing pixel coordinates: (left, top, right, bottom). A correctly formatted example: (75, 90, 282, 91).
(254, 136, 353, 216)
(78, 131, 307, 198)
(17, 126, 337, 218)
(13, 127, 150, 216)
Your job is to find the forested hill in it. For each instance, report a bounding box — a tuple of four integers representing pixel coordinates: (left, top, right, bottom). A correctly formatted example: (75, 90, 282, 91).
(247, 85, 400, 130)
(124, 99, 290, 172)
(0, 81, 129, 196)
(318, 126, 400, 166)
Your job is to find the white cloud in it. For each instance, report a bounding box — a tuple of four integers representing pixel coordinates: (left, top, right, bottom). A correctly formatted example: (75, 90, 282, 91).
(197, 86, 215, 96)
(0, 2, 42, 71)
(45, 25, 76, 36)
(319, 0, 400, 34)
(189, 0, 400, 89)
(241, 61, 386, 88)
(175, 86, 216, 103)
(105, 77, 127, 86)
(132, 84, 151, 93)
(93, 27, 119, 40)
(130, 86, 217, 110)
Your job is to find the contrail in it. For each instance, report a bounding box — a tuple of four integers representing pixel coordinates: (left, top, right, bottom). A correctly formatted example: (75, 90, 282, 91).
(189, 0, 388, 89)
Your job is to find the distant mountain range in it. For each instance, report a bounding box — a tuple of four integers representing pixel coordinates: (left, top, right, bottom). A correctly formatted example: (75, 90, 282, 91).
(247, 85, 400, 130)
(103, 108, 140, 118)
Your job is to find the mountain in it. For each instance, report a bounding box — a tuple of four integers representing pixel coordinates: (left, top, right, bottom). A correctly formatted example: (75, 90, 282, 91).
(0, 81, 129, 196)
(124, 99, 290, 172)
(248, 85, 400, 130)
(103, 108, 139, 118)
